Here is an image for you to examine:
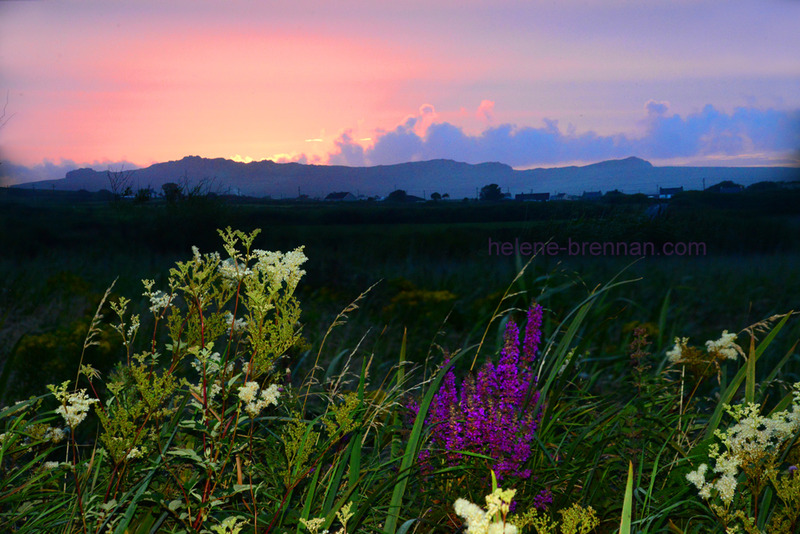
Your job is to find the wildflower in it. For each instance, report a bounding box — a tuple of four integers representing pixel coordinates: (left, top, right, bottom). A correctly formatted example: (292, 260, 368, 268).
(238, 382, 280, 417)
(454, 499, 490, 533)
(126, 447, 142, 461)
(238, 381, 259, 404)
(218, 258, 253, 284)
(47, 381, 99, 429)
(223, 311, 248, 335)
(666, 337, 689, 363)
(716, 473, 737, 506)
(454, 488, 519, 534)
(522, 304, 543, 363)
(686, 463, 708, 490)
(426, 303, 543, 480)
(43, 461, 61, 470)
(148, 290, 172, 314)
(252, 247, 307, 288)
(531, 489, 553, 511)
(706, 330, 740, 361)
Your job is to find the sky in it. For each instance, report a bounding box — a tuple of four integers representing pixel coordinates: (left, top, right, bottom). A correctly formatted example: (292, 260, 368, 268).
(1, 0, 799, 184)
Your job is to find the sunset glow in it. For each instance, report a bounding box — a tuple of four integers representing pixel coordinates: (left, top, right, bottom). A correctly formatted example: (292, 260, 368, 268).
(1, 0, 798, 184)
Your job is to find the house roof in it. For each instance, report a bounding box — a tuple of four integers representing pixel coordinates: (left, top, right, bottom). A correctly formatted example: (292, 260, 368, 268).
(659, 187, 684, 195)
(515, 192, 550, 201)
(325, 191, 354, 200)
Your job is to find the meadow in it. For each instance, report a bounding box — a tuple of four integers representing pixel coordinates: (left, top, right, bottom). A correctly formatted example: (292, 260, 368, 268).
(1, 186, 799, 533)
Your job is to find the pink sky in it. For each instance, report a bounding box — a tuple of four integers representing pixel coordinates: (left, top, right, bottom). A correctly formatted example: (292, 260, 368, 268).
(1, 0, 799, 182)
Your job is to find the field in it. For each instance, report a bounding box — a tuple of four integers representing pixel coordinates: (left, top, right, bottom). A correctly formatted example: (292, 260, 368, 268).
(1, 186, 800, 533)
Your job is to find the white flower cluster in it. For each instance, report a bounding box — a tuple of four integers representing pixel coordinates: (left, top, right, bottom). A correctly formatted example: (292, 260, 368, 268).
(142, 279, 174, 315)
(48, 382, 99, 429)
(148, 290, 173, 314)
(126, 447, 143, 461)
(252, 247, 307, 288)
(218, 258, 253, 284)
(666, 337, 689, 363)
(43, 461, 61, 470)
(667, 331, 741, 364)
(454, 488, 518, 534)
(223, 311, 248, 336)
(687, 382, 800, 506)
(238, 381, 280, 417)
(705, 330, 740, 361)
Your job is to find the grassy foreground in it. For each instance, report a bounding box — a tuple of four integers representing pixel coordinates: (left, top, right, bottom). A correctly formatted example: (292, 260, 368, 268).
(1, 227, 798, 534)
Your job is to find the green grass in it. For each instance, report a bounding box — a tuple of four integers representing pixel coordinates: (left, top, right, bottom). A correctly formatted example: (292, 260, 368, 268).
(1, 193, 800, 533)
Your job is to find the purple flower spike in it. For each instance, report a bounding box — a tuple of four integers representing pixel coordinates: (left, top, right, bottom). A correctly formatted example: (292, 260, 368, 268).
(523, 303, 543, 364)
(422, 304, 545, 481)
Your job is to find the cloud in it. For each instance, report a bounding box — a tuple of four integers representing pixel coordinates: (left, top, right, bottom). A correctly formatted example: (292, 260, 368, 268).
(328, 131, 366, 166)
(645, 100, 670, 116)
(476, 99, 495, 122)
(326, 103, 800, 168)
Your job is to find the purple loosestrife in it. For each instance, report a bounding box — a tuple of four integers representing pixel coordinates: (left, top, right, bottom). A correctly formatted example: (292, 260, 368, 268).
(425, 303, 544, 481)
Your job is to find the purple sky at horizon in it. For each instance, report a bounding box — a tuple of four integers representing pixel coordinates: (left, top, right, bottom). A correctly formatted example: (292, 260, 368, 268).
(1, 0, 799, 184)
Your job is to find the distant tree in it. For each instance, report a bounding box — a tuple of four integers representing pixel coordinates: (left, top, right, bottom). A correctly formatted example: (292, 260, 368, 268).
(430, 192, 442, 202)
(479, 183, 504, 201)
(162, 182, 184, 203)
(134, 187, 155, 203)
(386, 189, 408, 202)
(107, 166, 134, 200)
(442, 193, 450, 199)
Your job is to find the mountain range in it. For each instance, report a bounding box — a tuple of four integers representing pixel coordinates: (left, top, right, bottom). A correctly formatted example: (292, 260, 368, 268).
(10, 156, 799, 198)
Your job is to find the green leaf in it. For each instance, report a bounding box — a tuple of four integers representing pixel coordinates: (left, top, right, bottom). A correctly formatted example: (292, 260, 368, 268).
(620, 460, 634, 534)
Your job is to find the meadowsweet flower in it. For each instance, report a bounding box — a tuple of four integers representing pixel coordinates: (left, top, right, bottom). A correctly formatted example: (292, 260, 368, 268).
(48, 381, 99, 429)
(43, 461, 60, 470)
(218, 258, 253, 284)
(253, 247, 307, 288)
(454, 499, 489, 533)
(716, 474, 737, 506)
(687, 463, 708, 490)
(148, 290, 172, 314)
(223, 311, 248, 335)
(687, 382, 800, 511)
(238, 381, 259, 404)
(454, 488, 518, 534)
(238, 382, 280, 417)
(666, 337, 689, 363)
(126, 447, 142, 461)
(706, 330, 740, 360)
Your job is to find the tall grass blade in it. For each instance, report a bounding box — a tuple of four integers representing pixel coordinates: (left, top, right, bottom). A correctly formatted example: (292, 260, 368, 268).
(384, 351, 463, 534)
(620, 460, 634, 534)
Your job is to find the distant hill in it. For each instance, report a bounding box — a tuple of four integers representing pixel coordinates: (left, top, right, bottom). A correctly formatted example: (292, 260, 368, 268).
(10, 155, 798, 198)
